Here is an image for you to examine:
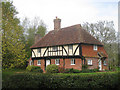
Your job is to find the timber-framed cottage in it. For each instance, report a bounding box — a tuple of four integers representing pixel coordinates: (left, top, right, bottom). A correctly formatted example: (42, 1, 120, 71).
(29, 17, 108, 72)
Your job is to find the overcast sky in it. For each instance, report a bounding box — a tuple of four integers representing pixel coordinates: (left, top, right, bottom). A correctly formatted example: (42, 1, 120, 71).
(12, 0, 119, 32)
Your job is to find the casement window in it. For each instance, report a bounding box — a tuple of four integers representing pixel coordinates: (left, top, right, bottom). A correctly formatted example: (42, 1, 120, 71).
(69, 45, 73, 50)
(37, 60, 41, 65)
(93, 45, 97, 51)
(88, 60, 92, 65)
(103, 60, 107, 65)
(52, 46, 58, 51)
(55, 59, 60, 65)
(38, 48, 41, 53)
(71, 59, 75, 65)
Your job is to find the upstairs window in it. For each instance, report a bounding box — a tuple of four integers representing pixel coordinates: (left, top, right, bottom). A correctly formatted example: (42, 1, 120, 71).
(88, 60, 92, 65)
(55, 59, 60, 65)
(37, 60, 41, 65)
(69, 45, 73, 50)
(71, 59, 75, 65)
(52, 46, 58, 51)
(38, 48, 41, 53)
(93, 45, 97, 51)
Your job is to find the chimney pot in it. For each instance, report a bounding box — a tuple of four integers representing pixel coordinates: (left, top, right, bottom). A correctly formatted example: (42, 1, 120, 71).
(54, 17, 61, 30)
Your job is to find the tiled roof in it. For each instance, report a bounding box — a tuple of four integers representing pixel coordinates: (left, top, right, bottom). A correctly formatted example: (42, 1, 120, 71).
(30, 24, 103, 48)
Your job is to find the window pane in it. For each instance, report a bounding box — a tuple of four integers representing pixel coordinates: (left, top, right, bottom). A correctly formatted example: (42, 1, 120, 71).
(38, 60, 41, 65)
(69, 45, 73, 50)
(38, 49, 41, 53)
(71, 59, 75, 65)
(55, 59, 59, 65)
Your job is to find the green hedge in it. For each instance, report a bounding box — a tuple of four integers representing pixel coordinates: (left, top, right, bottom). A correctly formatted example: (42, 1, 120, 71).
(2, 72, 119, 89)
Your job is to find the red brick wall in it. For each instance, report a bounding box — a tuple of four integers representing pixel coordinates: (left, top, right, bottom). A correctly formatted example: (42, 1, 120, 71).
(33, 58, 108, 72)
(82, 44, 108, 57)
(33, 59, 45, 72)
(86, 58, 108, 70)
(64, 58, 82, 70)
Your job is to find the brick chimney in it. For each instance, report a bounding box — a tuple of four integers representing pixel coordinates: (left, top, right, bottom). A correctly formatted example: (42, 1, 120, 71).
(34, 34, 41, 44)
(54, 17, 61, 30)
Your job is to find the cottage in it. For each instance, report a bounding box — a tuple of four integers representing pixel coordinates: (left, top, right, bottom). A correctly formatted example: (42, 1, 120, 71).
(30, 17, 108, 72)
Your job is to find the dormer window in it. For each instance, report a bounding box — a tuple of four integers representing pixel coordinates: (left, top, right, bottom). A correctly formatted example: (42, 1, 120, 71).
(52, 46, 58, 51)
(93, 45, 97, 51)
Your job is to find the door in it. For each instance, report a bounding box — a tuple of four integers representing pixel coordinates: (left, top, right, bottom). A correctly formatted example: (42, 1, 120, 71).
(98, 60, 102, 71)
(46, 60, 50, 67)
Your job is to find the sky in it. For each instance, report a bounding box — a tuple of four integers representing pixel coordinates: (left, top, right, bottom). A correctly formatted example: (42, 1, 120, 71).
(12, 0, 119, 32)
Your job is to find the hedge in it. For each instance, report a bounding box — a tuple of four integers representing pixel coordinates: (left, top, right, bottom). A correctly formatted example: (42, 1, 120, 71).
(2, 72, 119, 89)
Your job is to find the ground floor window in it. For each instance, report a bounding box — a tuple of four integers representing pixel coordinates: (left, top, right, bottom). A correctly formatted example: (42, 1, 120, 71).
(71, 59, 75, 65)
(55, 59, 60, 65)
(37, 60, 41, 65)
(88, 60, 92, 65)
(103, 60, 107, 65)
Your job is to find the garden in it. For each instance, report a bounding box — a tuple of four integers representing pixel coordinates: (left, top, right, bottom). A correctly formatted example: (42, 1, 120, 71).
(2, 64, 120, 89)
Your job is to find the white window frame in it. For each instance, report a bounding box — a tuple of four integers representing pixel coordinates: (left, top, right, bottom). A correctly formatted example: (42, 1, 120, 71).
(103, 60, 107, 65)
(37, 60, 41, 65)
(71, 59, 75, 65)
(93, 45, 97, 51)
(88, 60, 92, 65)
(55, 59, 60, 65)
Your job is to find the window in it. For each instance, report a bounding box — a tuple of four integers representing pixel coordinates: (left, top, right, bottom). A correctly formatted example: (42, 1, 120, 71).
(55, 59, 60, 65)
(38, 48, 41, 53)
(30, 60, 32, 66)
(71, 59, 75, 65)
(88, 60, 92, 65)
(52, 46, 58, 51)
(93, 45, 97, 51)
(103, 60, 107, 65)
(37, 60, 41, 65)
(69, 45, 73, 50)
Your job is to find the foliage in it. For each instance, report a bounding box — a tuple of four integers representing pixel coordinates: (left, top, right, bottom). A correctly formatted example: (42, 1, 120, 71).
(26, 65, 43, 73)
(82, 21, 118, 69)
(80, 69, 99, 73)
(82, 64, 88, 69)
(58, 67, 65, 73)
(2, 2, 27, 69)
(46, 64, 59, 73)
(2, 72, 119, 89)
(64, 68, 80, 73)
(21, 17, 47, 57)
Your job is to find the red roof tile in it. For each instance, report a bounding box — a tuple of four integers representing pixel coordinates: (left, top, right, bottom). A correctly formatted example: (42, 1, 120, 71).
(30, 24, 103, 48)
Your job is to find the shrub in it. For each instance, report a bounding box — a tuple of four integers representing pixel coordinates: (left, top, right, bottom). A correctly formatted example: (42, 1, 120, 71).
(82, 64, 88, 69)
(81, 69, 99, 73)
(58, 67, 65, 73)
(26, 65, 43, 73)
(64, 68, 80, 73)
(46, 64, 59, 73)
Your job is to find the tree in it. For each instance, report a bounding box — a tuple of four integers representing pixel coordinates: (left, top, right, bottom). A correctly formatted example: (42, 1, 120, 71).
(82, 21, 118, 69)
(2, 2, 27, 69)
(21, 17, 47, 57)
